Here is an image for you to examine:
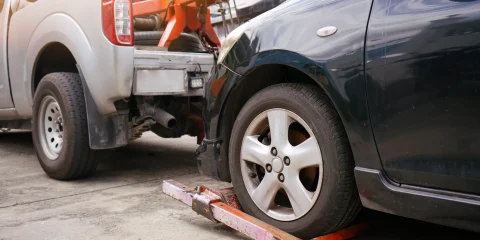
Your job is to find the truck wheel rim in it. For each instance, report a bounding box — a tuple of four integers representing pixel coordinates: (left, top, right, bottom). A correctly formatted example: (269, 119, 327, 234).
(240, 108, 323, 221)
(38, 96, 64, 160)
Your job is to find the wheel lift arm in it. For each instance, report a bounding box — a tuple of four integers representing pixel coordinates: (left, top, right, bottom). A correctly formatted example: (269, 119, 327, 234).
(162, 180, 370, 240)
(163, 180, 299, 240)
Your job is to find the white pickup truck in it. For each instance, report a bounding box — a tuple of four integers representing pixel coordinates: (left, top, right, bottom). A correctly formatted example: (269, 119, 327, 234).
(0, 0, 214, 179)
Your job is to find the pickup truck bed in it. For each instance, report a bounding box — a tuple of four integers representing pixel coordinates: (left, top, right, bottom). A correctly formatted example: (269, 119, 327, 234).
(133, 49, 213, 96)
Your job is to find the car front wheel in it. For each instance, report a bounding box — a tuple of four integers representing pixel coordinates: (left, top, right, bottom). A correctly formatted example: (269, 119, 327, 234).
(229, 84, 361, 238)
(32, 72, 97, 180)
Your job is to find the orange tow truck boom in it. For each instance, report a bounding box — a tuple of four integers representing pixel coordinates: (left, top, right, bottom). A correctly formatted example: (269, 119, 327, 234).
(132, 0, 222, 48)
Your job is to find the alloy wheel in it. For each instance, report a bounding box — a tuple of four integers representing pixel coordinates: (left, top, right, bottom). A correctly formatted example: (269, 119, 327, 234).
(240, 108, 323, 221)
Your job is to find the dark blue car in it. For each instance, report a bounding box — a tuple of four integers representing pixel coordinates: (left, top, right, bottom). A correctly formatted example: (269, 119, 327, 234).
(197, 0, 480, 238)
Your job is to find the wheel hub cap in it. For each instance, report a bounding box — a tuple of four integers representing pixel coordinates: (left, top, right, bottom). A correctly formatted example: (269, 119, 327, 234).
(240, 108, 323, 221)
(271, 157, 283, 173)
(38, 96, 64, 160)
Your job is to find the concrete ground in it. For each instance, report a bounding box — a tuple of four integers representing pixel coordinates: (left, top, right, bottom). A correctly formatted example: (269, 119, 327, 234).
(0, 131, 246, 240)
(0, 131, 478, 240)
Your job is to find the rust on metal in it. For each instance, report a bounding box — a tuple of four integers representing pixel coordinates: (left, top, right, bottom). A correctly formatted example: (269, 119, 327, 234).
(191, 187, 222, 222)
(162, 179, 196, 206)
(312, 222, 370, 240)
(217, 187, 242, 210)
(162, 180, 369, 240)
(211, 202, 300, 240)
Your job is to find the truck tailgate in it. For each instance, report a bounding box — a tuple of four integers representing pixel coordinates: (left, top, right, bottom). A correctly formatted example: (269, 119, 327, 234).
(133, 49, 214, 96)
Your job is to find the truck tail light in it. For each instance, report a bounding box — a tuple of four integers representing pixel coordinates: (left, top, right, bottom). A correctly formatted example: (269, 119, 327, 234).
(102, 0, 134, 46)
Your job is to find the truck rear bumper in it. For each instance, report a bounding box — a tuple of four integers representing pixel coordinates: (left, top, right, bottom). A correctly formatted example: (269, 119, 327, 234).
(133, 49, 214, 96)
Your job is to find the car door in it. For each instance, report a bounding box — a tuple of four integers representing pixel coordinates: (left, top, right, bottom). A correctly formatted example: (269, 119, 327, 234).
(365, 0, 480, 194)
(0, 0, 13, 109)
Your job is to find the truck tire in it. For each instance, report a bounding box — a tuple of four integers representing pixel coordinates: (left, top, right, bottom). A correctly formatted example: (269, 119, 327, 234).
(228, 84, 361, 239)
(134, 31, 205, 52)
(32, 72, 98, 180)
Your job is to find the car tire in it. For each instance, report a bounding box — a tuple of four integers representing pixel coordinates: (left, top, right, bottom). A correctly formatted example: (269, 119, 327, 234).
(134, 31, 205, 52)
(229, 83, 361, 238)
(32, 72, 98, 180)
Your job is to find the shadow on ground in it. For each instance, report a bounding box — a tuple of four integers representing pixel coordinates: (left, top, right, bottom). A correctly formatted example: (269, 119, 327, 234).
(0, 131, 246, 240)
(0, 131, 200, 208)
(0, 130, 199, 180)
(354, 204, 480, 239)
(1, 132, 477, 240)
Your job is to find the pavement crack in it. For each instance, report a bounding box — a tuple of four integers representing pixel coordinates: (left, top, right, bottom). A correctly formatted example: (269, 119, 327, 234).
(0, 171, 196, 209)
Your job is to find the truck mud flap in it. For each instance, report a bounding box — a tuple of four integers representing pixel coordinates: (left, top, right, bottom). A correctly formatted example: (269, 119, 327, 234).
(77, 65, 129, 149)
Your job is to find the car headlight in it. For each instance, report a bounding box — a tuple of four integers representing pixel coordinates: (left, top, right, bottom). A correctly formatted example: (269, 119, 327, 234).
(217, 22, 250, 64)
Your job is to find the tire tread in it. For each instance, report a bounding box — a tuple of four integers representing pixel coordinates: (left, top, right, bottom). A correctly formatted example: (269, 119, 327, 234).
(229, 83, 361, 238)
(33, 72, 97, 180)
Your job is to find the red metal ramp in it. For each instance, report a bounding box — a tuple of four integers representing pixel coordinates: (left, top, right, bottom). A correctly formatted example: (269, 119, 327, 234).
(162, 179, 369, 240)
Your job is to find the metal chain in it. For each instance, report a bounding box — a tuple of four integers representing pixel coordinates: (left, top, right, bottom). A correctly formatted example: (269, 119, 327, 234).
(197, 3, 207, 40)
(196, 0, 217, 53)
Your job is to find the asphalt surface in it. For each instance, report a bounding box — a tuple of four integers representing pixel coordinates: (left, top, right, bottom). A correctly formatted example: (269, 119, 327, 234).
(0, 131, 478, 240)
(0, 131, 246, 240)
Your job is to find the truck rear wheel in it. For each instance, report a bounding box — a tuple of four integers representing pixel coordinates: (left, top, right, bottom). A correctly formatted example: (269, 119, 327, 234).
(32, 72, 97, 180)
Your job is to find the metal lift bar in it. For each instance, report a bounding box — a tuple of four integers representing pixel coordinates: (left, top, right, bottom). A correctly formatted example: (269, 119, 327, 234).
(162, 179, 370, 240)
(132, 0, 222, 48)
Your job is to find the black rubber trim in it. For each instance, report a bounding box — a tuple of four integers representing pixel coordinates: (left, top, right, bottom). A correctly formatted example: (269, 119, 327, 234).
(355, 167, 480, 232)
(76, 65, 129, 149)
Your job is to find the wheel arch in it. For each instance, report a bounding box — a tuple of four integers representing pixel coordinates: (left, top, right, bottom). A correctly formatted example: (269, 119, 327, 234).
(9, 13, 93, 117)
(217, 50, 356, 181)
(32, 42, 78, 96)
(26, 22, 128, 150)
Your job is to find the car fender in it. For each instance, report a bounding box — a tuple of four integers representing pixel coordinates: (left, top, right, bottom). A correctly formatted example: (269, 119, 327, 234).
(218, 0, 382, 170)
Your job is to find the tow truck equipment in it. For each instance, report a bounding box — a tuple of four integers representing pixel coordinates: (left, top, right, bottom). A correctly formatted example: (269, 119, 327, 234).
(133, 0, 369, 238)
(162, 179, 370, 240)
(133, 0, 226, 48)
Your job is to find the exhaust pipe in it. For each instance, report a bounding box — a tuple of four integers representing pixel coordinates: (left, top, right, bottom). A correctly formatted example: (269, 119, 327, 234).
(152, 108, 177, 129)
